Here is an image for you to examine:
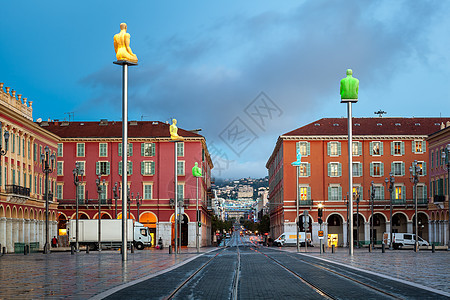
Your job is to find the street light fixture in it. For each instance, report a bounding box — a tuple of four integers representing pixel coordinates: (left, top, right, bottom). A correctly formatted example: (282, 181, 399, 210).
(384, 172, 395, 249)
(354, 188, 360, 248)
(441, 144, 450, 250)
(136, 192, 142, 222)
(73, 163, 84, 252)
(41, 146, 55, 254)
(409, 160, 421, 252)
(96, 176, 105, 251)
(0, 122, 10, 156)
(318, 203, 323, 254)
(369, 181, 375, 249)
(113, 182, 119, 219)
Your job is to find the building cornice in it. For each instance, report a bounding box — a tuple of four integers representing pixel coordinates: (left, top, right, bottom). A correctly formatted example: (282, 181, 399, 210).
(281, 135, 428, 141)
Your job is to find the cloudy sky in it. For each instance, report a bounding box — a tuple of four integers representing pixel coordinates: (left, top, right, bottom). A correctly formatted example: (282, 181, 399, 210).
(1, 1, 449, 179)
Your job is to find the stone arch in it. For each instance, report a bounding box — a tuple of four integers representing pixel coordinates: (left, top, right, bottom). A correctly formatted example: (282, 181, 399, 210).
(413, 212, 429, 241)
(51, 211, 56, 222)
(12, 206, 17, 218)
(117, 212, 135, 220)
(58, 214, 67, 231)
(24, 208, 29, 219)
(392, 212, 408, 233)
(18, 207, 24, 219)
(297, 213, 312, 233)
(30, 209, 35, 220)
(0, 205, 4, 218)
(140, 212, 158, 229)
(368, 213, 387, 244)
(5, 206, 11, 218)
(327, 213, 344, 247)
(38, 210, 43, 221)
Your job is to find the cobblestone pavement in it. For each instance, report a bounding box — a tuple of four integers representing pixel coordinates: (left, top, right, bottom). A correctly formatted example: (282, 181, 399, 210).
(0, 247, 216, 299)
(281, 246, 450, 294)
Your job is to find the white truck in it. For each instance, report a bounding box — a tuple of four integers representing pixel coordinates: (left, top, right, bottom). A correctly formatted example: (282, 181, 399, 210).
(273, 232, 312, 247)
(68, 219, 152, 250)
(383, 232, 429, 249)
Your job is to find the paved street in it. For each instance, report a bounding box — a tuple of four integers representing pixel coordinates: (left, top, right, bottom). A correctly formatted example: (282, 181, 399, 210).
(0, 237, 449, 299)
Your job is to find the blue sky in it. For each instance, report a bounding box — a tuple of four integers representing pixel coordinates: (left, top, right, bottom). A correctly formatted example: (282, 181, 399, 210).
(1, 1, 449, 179)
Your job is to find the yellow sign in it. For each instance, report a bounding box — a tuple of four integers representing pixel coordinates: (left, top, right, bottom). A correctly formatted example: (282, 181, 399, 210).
(327, 234, 338, 247)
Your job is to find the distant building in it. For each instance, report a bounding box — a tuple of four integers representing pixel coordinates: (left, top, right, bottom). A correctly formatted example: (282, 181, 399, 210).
(426, 122, 450, 246)
(267, 117, 448, 247)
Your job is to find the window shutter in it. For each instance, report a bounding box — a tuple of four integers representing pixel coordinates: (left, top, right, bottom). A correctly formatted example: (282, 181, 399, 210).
(128, 143, 133, 156)
(296, 142, 299, 152)
(338, 163, 342, 176)
(307, 187, 311, 200)
(370, 142, 374, 155)
(96, 162, 100, 175)
(370, 163, 374, 176)
(338, 186, 342, 200)
(358, 142, 362, 155)
(151, 161, 155, 175)
(119, 161, 122, 176)
(401, 186, 405, 200)
(422, 162, 427, 176)
(413, 185, 415, 200)
(380, 163, 384, 176)
(401, 142, 405, 155)
(391, 162, 394, 174)
(358, 163, 362, 176)
(307, 142, 310, 156)
(401, 162, 405, 176)
(338, 142, 341, 156)
(141, 143, 145, 156)
(380, 142, 384, 155)
(118, 144, 122, 157)
(422, 141, 426, 153)
(423, 185, 427, 200)
(327, 163, 331, 177)
(151, 143, 155, 156)
(141, 162, 145, 175)
(391, 142, 394, 155)
(328, 186, 332, 200)
(128, 161, 133, 175)
(307, 163, 311, 177)
(106, 162, 110, 175)
(412, 141, 416, 154)
(327, 142, 331, 156)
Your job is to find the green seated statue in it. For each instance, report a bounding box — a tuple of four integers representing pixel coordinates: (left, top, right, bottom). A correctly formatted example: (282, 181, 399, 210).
(340, 69, 359, 100)
(192, 162, 202, 178)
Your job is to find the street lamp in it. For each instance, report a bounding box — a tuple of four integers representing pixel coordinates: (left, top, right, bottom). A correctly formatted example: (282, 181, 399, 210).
(385, 172, 395, 249)
(291, 149, 302, 253)
(128, 191, 133, 220)
(318, 203, 323, 254)
(0, 122, 10, 156)
(441, 145, 450, 250)
(369, 181, 375, 249)
(73, 163, 84, 252)
(41, 146, 55, 254)
(96, 176, 105, 251)
(409, 160, 421, 252)
(113, 182, 119, 219)
(136, 192, 142, 223)
(354, 188, 360, 248)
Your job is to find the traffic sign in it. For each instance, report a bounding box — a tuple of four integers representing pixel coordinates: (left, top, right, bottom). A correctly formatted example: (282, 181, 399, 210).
(318, 230, 324, 239)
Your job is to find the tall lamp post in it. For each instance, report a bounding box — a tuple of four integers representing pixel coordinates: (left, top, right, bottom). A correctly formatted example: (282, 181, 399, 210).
(354, 189, 360, 248)
(441, 145, 450, 250)
(73, 163, 84, 252)
(41, 146, 55, 254)
(318, 203, 323, 254)
(409, 160, 421, 252)
(0, 122, 10, 156)
(96, 176, 105, 252)
(291, 149, 302, 253)
(370, 182, 375, 248)
(192, 162, 202, 253)
(340, 69, 359, 255)
(113, 182, 119, 219)
(385, 172, 395, 249)
(136, 192, 142, 223)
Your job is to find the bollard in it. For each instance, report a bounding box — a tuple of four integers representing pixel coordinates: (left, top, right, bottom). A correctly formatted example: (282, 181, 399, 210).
(368, 244, 372, 252)
(331, 245, 335, 253)
(432, 244, 435, 253)
(71, 245, 75, 255)
(322, 244, 325, 253)
(24, 245, 27, 255)
(382, 243, 385, 253)
(131, 244, 134, 253)
(2, 246, 6, 255)
(86, 245, 90, 254)
(27, 245, 30, 255)
(169, 245, 172, 254)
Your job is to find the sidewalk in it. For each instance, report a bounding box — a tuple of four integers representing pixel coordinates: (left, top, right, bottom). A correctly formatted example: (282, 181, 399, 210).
(0, 247, 216, 299)
(280, 246, 450, 294)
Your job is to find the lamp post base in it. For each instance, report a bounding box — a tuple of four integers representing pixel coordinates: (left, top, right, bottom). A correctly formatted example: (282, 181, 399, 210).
(43, 243, 50, 254)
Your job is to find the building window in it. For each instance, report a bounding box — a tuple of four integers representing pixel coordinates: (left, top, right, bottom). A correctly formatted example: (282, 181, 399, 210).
(415, 161, 427, 176)
(328, 162, 342, 177)
(177, 184, 184, 201)
(119, 161, 133, 176)
(99, 143, 108, 157)
(141, 143, 155, 156)
(296, 141, 310, 156)
(414, 184, 427, 201)
(431, 152, 434, 168)
(391, 141, 405, 156)
(352, 141, 362, 156)
(28, 140, 31, 159)
(352, 162, 362, 177)
(370, 162, 384, 177)
(298, 163, 311, 177)
(57, 143, 63, 157)
(96, 161, 110, 175)
(141, 161, 155, 175)
(394, 185, 404, 200)
(118, 143, 133, 157)
(56, 184, 63, 200)
(77, 143, 85, 157)
(143, 184, 152, 200)
(327, 141, 341, 156)
(298, 186, 311, 200)
(57, 162, 64, 176)
(370, 185, 384, 200)
(412, 141, 426, 154)
(22, 138, 25, 157)
(328, 185, 342, 201)
(391, 162, 405, 176)
(177, 161, 185, 176)
(76, 161, 85, 173)
(77, 185, 85, 201)
(177, 142, 184, 157)
(100, 184, 107, 201)
(370, 141, 383, 156)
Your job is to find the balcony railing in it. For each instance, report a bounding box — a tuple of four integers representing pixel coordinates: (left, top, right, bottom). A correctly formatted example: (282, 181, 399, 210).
(58, 199, 113, 206)
(299, 199, 313, 206)
(5, 185, 30, 197)
(169, 198, 191, 208)
(433, 195, 445, 202)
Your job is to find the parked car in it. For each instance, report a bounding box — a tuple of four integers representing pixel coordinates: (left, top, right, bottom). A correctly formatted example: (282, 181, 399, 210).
(383, 232, 429, 249)
(273, 232, 312, 247)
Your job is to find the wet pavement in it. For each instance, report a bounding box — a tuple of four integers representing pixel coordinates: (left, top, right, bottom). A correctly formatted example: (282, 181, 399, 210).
(0, 247, 215, 299)
(282, 246, 450, 294)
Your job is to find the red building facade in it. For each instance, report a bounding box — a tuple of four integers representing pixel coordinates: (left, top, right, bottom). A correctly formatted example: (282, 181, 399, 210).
(267, 117, 448, 247)
(44, 120, 213, 248)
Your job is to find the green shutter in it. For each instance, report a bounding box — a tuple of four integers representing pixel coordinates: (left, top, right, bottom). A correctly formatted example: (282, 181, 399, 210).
(381, 187, 385, 200)
(296, 142, 299, 152)
(128, 161, 133, 175)
(401, 162, 405, 176)
(380, 142, 384, 155)
(106, 162, 110, 175)
(96, 162, 100, 175)
(118, 144, 122, 156)
(327, 163, 331, 177)
(422, 162, 427, 176)
(423, 185, 427, 200)
(391, 162, 394, 174)
(337, 142, 341, 156)
(358, 163, 362, 176)
(370, 163, 374, 176)
(369, 142, 373, 155)
(141, 162, 145, 175)
(119, 161, 122, 176)
(422, 141, 426, 153)
(327, 142, 331, 156)
(306, 142, 310, 156)
(141, 143, 145, 156)
(412, 141, 416, 154)
(307, 187, 311, 200)
(151, 161, 155, 175)
(358, 142, 362, 155)
(151, 143, 155, 156)
(128, 143, 133, 156)
(391, 142, 394, 155)
(401, 186, 405, 200)
(307, 163, 311, 177)
(401, 142, 405, 155)
(338, 186, 342, 200)
(328, 186, 331, 200)
(380, 163, 384, 176)
(338, 163, 342, 176)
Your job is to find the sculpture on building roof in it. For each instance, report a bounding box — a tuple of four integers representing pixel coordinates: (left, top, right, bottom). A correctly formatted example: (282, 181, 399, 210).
(340, 69, 359, 100)
(170, 119, 184, 141)
(114, 23, 138, 63)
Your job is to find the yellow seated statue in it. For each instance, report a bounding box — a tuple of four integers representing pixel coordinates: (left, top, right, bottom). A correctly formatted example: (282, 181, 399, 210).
(170, 119, 184, 141)
(114, 23, 138, 63)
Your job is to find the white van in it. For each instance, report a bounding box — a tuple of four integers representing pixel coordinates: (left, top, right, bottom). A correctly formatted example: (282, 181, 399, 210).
(273, 232, 311, 247)
(383, 232, 429, 249)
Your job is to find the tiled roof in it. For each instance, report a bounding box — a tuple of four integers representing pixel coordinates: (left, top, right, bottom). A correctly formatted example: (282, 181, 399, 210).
(283, 117, 449, 137)
(41, 120, 203, 139)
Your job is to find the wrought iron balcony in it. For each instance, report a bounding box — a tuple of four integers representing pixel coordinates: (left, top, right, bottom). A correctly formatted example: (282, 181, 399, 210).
(5, 185, 30, 197)
(169, 198, 191, 208)
(298, 199, 313, 206)
(433, 195, 445, 202)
